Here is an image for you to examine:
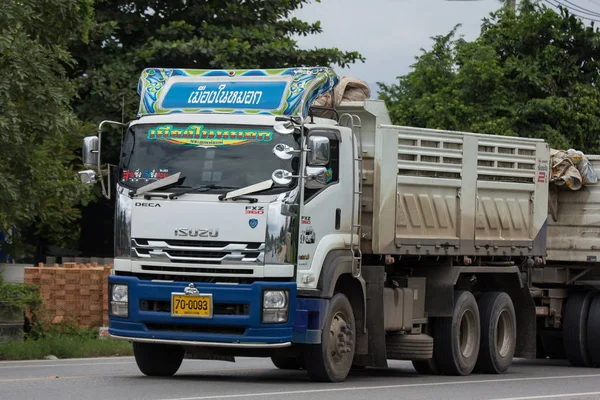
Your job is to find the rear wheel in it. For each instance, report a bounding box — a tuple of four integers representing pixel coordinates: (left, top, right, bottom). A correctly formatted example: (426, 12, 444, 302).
(412, 357, 441, 375)
(304, 293, 356, 382)
(563, 291, 594, 367)
(433, 290, 481, 376)
(133, 342, 185, 377)
(586, 293, 600, 367)
(475, 292, 516, 374)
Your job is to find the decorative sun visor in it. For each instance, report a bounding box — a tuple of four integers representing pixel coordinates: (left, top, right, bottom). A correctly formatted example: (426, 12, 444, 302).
(136, 67, 339, 119)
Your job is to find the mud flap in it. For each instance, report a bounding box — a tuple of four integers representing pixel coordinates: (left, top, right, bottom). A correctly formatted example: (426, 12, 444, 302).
(353, 265, 388, 368)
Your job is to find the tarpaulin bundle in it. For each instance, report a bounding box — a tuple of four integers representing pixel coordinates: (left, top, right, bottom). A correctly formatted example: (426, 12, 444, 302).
(312, 76, 371, 115)
(550, 148, 598, 191)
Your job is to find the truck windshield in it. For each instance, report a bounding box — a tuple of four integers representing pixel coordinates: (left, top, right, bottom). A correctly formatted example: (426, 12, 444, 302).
(118, 122, 299, 192)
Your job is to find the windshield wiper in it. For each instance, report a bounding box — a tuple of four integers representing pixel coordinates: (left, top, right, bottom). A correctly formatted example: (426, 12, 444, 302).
(142, 185, 193, 199)
(168, 184, 238, 199)
(131, 172, 183, 197)
(218, 179, 273, 202)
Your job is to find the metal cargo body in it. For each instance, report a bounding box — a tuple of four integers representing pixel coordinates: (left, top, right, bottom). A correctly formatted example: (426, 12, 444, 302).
(547, 155, 600, 263)
(337, 100, 550, 257)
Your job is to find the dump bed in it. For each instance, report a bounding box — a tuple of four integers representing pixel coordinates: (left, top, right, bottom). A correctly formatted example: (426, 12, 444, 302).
(547, 155, 600, 263)
(336, 100, 550, 257)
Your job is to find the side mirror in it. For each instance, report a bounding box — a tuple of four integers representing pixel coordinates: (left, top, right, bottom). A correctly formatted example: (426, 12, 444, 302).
(82, 136, 99, 168)
(272, 143, 298, 160)
(307, 136, 330, 166)
(273, 121, 295, 135)
(272, 169, 294, 186)
(305, 166, 328, 189)
(78, 170, 98, 185)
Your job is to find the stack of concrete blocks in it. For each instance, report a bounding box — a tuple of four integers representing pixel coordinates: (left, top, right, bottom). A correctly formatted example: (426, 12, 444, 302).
(23, 262, 113, 329)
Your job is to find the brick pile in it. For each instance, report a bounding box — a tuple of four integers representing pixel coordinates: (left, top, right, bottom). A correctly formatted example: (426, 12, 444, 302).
(24, 262, 113, 328)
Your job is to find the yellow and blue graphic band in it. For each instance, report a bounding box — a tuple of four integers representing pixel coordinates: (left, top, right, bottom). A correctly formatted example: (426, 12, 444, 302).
(147, 124, 273, 147)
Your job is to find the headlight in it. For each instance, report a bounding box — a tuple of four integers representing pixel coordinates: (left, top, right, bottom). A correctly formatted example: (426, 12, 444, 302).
(262, 290, 289, 323)
(110, 284, 129, 318)
(112, 284, 128, 302)
(263, 290, 287, 309)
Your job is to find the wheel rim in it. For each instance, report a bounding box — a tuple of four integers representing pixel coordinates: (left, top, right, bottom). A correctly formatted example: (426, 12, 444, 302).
(496, 309, 513, 358)
(328, 311, 353, 364)
(459, 309, 476, 359)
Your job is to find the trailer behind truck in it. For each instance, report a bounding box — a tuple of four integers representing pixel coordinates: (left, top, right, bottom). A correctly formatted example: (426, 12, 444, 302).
(78, 66, 600, 382)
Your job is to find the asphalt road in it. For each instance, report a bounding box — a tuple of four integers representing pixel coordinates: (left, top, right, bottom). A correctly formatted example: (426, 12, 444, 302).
(1, 356, 600, 400)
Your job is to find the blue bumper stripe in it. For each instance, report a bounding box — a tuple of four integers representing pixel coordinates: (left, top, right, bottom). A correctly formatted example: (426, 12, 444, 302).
(108, 276, 326, 345)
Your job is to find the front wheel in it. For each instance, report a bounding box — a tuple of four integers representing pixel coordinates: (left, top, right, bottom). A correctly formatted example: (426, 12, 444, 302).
(304, 293, 356, 382)
(133, 342, 185, 377)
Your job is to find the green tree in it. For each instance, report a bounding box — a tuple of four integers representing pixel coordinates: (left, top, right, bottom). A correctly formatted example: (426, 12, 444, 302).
(0, 0, 94, 259)
(67, 0, 364, 256)
(378, 0, 600, 153)
(70, 0, 363, 130)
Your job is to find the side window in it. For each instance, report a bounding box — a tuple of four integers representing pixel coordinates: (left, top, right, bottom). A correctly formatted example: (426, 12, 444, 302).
(325, 139, 339, 184)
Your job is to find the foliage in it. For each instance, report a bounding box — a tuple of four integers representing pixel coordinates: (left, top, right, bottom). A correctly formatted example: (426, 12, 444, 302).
(0, 0, 95, 258)
(378, 0, 600, 153)
(0, 281, 131, 360)
(35, 319, 100, 339)
(0, 294, 132, 359)
(0, 276, 42, 313)
(0, 276, 43, 340)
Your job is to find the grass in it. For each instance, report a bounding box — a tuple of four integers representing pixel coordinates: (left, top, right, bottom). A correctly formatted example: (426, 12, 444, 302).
(0, 278, 133, 360)
(0, 335, 134, 360)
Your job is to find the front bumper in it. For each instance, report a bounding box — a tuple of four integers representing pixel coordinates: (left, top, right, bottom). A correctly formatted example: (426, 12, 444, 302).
(108, 276, 327, 347)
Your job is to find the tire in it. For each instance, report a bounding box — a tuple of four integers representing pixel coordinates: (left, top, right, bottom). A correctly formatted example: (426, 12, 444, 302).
(386, 333, 433, 360)
(433, 290, 481, 376)
(412, 320, 441, 375)
(271, 355, 304, 370)
(586, 293, 600, 367)
(133, 342, 185, 377)
(563, 291, 594, 367)
(475, 292, 517, 374)
(412, 357, 441, 375)
(304, 293, 356, 382)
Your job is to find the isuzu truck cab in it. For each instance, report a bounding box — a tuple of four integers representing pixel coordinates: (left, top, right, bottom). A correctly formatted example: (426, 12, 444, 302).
(79, 66, 600, 382)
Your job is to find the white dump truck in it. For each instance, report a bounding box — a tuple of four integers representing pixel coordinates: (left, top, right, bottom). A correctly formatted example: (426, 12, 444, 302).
(78, 66, 600, 382)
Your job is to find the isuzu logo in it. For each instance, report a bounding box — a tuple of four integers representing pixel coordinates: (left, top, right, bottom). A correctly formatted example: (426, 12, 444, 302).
(174, 228, 219, 237)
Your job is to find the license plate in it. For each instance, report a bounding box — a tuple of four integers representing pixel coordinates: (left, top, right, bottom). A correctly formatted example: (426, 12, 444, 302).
(171, 293, 213, 318)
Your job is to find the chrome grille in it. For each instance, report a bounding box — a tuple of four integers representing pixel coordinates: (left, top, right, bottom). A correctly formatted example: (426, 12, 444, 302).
(132, 238, 264, 264)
